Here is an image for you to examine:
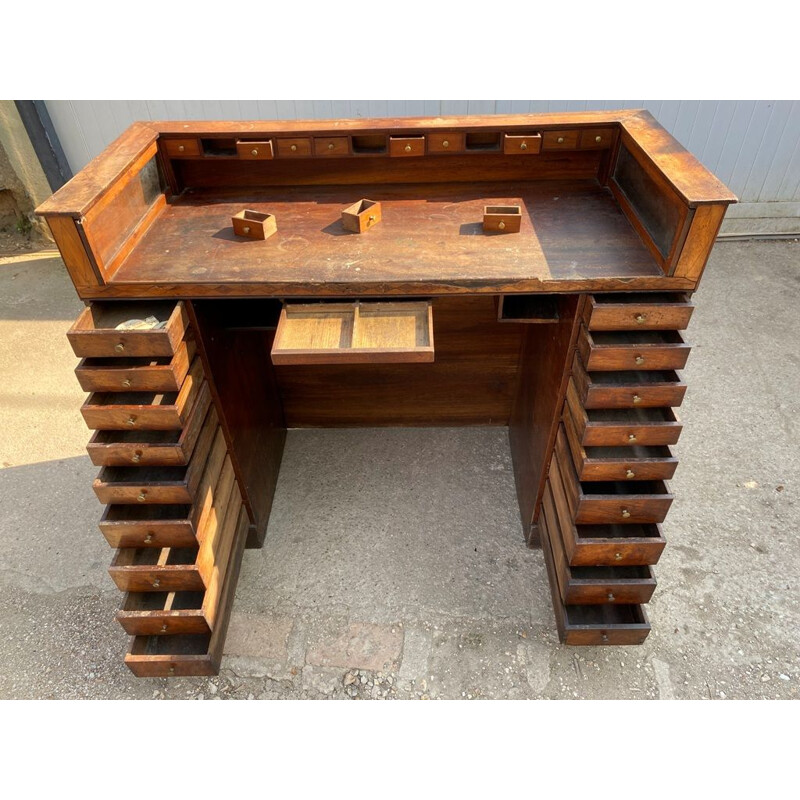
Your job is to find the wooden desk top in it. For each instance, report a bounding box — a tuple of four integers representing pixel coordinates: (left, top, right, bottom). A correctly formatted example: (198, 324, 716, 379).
(36, 111, 736, 299)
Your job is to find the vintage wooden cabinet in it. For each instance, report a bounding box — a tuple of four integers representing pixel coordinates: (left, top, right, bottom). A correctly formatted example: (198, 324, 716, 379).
(36, 110, 736, 675)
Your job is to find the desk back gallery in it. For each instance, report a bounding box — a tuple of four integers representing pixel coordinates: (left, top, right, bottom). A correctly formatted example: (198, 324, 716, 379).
(36, 111, 736, 676)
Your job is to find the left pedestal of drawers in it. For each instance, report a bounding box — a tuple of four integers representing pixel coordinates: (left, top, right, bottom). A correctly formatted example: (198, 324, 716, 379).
(68, 301, 248, 677)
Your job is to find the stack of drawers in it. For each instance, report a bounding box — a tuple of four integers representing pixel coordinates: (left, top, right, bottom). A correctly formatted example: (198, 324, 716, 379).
(540, 293, 694, 645)
(68, 301, 248, 676)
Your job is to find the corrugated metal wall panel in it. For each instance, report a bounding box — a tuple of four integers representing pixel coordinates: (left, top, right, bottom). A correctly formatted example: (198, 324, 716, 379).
(44, 100, 800, 234)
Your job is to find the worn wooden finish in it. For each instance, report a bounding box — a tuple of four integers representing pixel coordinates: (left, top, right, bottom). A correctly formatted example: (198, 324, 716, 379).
(86, 383, 211, 466)
(509, 295, 582, 543)
(108, 546, 205, 593)
(75, 340, 196, 393)
(577, 326, 690, 372)
(544, 475, 665, 566)
(67, 301, 189, 358)
(81, 360, 203, 430)
(99, 504, 196, 550)
(584, 293, 694, 331)
(672, 203, 728, 281)
(572, 355, 687, 409)
(45, 215, 103, 288)
(271, 301, 434, 365)
(124, 505, 248, 677)
(189, 301, 286, 547)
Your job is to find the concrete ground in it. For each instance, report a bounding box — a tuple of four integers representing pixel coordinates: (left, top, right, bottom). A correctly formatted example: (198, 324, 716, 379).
(0, 240, 797, 700)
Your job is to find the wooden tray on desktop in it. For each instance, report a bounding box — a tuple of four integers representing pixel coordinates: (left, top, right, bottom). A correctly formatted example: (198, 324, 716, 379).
(271, 301, 434, 365)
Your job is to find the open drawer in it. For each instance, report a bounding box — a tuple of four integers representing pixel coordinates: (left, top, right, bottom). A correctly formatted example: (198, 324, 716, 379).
(86, 384, 211, 467)
(67, 301, 189, 358)
(271, 301, 434, 365)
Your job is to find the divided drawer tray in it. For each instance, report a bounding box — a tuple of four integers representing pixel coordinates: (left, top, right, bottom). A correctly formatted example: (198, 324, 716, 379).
(271, 301, 434, 365)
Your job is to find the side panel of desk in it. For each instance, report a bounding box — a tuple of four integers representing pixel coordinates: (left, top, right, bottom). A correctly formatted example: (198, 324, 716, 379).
(188, 301, 287, 548)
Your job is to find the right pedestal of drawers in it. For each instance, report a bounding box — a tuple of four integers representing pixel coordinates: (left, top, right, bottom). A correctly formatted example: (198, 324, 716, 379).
(540, 293, 694, 645)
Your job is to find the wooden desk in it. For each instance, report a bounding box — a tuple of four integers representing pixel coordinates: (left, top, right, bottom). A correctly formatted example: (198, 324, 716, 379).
(37, 111, 736, 676)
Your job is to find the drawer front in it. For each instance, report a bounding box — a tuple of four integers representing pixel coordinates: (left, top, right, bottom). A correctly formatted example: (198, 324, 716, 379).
(75, 340, 196, 393)
(577, 326, 691, 372)
(99, 505, 196, 549)
(67, 302, 189, 358)
(86, 383, 211, 467)
(389, 136, 425, 157)
(556, 428, 673, 524)
(276, 137, 312, 157)
(563, 411, 677, 482)
(503, 133, 542, 154)
(578, 128, 615, 149)
(314, 137, 349, 156)
(541, 524, 651, 645)
(427, 132, 465, 153)
(117, 601, 210, 636)
(584, 294, 694, 331)
(109, 557, 204, 593)
(566, 378, 683, 446)
(572, 357, 687, 409)
(163, 138, 201, 157)
(542, 130, 579, 150)
(81, 394, 183, 431)
(542, 481, 656, 604)
(236, 140, 273, 159)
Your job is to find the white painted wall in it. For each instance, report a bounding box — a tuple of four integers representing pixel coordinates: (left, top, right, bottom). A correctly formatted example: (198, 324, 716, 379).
(44, 100, 800, 235)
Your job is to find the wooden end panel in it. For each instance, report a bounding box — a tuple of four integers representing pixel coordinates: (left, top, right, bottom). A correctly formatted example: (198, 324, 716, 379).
(672, 203, 729, 284)
(45, 215, 103, 291)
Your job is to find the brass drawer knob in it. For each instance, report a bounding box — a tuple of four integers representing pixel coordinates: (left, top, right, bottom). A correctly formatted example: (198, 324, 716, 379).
(144, 533, 154, 544)
(499, 221, 506, 230)
(405, 144, 412, 152)
(126, 416, 137, 426)
(595, 135, 602, 143)
(122, 378, 132, 388)
(607, 593, 615, 602)
(442, 140, 450, 148)
(115, 343, 125, 353)
(328, 143, 335, 150)
(614, 552, 623, 561)
(621, 508, 631, 518)
(251, 149, 259, 156)
(626, 469, 635, 479)
(633, 394, 642, 404)
(137, 491, 147, 503)
(161, 624, 168, 632)
(628, 433, 637, 442)
(178, 145, 185, 153)
(635, 313, 647, 324)
(634, 355, 644, 366)
(290, 144, 297, 151)
(132, 451, 142, 463)
(557, 136, 565, 144)
(520, 141, 528, 150)
(243, 226, 251, 234)
(152, 578, 160, 588)
(601, 633, 609, 643)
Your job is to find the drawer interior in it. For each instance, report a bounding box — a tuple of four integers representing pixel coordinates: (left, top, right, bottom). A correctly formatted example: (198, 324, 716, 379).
(591, 293, 689, 306)
(97, 465, 188, 485)
(565, 603, 648, 626)
(568, 564, 653, 581)
(92, 429, 183, 445)
(586, 407, 678, 424)
(113, 546, 198, 567)
(588, 330, 685, 346)
(122, 590, 205, 612)
(74, 301, 177, 332)
(102, 504, 192, 523)
(584, 444, 673, 460)
(80, 355, 176, 369)
(86, 391, 178, 407)
(271, 301, 434, 364)
(130, 633, 211, 656)
(586, 369, 681, 385)
(498, 295, 560, 322)
(576, 523, 664, 541)
(580, 480, 669, 496)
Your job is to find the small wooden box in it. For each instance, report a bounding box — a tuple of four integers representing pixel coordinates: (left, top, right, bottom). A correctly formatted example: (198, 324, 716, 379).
(341, 199, 382, 233)
(483, 205, 522, 233)
(232, 210, 277, 240)
(236, 140, 274, 159)
(389, 136, 425, 157)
